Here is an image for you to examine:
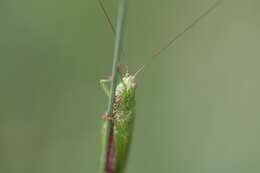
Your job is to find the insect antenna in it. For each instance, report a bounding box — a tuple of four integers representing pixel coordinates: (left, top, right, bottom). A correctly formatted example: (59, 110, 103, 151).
(98, 0, 224, 77)
(125, 64, 129, 74)
(134, 64, 145, 77)
(98, 0, 116, 34)
(98, 0, 127, 58)
(134, 0, 224, 76)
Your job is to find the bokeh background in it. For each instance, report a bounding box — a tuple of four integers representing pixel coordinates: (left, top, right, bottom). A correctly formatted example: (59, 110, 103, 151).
(0, 0, 258, 172)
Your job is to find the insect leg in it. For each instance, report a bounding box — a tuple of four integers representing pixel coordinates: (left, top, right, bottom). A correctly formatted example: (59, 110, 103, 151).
(101, 113, 115, 121)
(99, 64, 125, 99)
(100, 78, 111, 97)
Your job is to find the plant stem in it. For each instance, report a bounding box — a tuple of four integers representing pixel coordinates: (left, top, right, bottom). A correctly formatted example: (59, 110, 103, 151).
(98, 0, 128, 173)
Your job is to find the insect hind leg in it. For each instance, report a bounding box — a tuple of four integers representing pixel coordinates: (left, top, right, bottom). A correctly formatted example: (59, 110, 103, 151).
(101, 113, 115, 122)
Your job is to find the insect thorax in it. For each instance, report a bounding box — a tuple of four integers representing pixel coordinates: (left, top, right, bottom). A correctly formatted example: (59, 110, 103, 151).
(113, 74, 136, 124)
(115, 74, 136, 97)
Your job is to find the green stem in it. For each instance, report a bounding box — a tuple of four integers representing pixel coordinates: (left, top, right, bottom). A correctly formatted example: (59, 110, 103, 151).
(98, 0, 128, 173)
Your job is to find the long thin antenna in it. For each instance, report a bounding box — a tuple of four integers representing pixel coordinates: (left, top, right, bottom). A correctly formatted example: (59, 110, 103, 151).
(135, 0, 224, 75)
(98, 0, 224, 76)
(98, 0, 127, 58)
(98, 0, 116, 34)
(134, 64, 145, 76)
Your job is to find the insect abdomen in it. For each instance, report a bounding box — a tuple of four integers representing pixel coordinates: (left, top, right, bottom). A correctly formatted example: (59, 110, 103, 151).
(114, 88, 136, 172)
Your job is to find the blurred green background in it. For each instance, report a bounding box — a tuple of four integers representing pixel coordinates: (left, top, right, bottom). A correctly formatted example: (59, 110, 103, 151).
(0, 0, 258, 172)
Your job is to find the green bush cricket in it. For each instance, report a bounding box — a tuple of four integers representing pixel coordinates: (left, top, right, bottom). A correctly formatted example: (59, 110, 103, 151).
(100, 64, 144, 173)
(98, 0, 224, 172)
